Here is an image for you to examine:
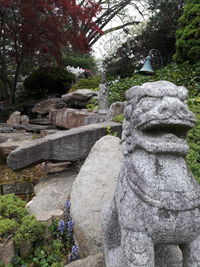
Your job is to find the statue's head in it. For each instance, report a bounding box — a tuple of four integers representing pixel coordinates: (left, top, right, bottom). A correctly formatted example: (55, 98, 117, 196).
(122, 81, 195, 156)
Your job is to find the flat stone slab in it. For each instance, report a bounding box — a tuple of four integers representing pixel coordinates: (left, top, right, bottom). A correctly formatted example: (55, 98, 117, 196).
(0, 125, 13, 133)
(7, 121, 122, 170)
(0, 132, 33, 143)
(1, 181, 34, 195)
(13, 124, 55, 133)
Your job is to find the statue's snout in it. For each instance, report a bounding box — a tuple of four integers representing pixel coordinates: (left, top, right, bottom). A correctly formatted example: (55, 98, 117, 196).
(157, 97, 195, 122)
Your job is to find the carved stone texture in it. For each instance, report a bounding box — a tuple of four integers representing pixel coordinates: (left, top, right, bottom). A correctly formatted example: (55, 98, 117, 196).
(61, 89, 98, 108)
(7, 111, 21, 126)
(102, 81, 200, 267)
(98, 83, 109, 112)
(32, 98, 66, 114)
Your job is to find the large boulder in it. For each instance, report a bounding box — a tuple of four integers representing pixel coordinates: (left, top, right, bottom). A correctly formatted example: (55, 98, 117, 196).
(32, 98, 66, 114)
(7, 121, 122, 170)
(70, 135, 123, 257)
(66, 253, 104, 267)
(107, 101, 125, 120)
(62, 89, 98, 108)
(50, 108, 105, 129)
(26, 170, 76, 215)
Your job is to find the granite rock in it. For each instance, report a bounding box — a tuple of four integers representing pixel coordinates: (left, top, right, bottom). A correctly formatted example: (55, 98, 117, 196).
(26, 171, 76, 215)
(7, 121, 122, 170)
(7, 111, 21, 126)
(66, 253, 104, 267)
(70, 135, 123, 257)
(49, 108, 100, 129)
(61, 89, 98, 108)
(32, 98, 66, 114)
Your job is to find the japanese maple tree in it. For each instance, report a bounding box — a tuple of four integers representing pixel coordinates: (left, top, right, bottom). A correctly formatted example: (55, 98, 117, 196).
(0, 0, 102, 103)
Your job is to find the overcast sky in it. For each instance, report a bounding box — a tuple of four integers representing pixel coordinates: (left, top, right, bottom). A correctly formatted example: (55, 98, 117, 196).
(92, 2, 148, 59)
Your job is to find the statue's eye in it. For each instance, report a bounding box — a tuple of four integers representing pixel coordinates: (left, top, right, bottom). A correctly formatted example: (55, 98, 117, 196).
(139, 98, 158, 111)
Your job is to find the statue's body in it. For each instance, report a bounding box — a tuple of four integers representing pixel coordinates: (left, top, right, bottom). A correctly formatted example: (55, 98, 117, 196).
(102, 81, 200, 267)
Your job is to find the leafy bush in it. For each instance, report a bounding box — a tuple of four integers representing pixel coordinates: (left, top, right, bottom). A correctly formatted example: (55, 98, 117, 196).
(0, 219, 19, 238)
(14, 215, 46, 245)
(186, 97, 200, 182)
(112, 114, 124, 123)
(108, 62, 200, 104)
(23, 67, 75, 99)
(0, 194, 28, 223)
(69, 75, 101, 92)
(63, 54, 96, 70)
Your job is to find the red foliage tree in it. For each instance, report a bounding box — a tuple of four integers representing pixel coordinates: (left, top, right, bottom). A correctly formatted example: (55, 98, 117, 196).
(0, 0, 102, 103)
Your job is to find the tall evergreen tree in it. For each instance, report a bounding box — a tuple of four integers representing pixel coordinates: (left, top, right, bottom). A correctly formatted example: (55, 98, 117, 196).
(174, 0, 200, 63)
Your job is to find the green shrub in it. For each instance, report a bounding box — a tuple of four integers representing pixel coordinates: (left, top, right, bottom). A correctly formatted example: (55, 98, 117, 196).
(14, 215, 46, 245)
(108, 62, 200, 104)
(186, 97, 200, 182)
(112, 114, 124, 123)
(0, 194, 28, 222)
(69, 75, 101, 92)
(63, 54, 96, 70)
(0, 219, 19, 238)
(23, 67, 75, 99)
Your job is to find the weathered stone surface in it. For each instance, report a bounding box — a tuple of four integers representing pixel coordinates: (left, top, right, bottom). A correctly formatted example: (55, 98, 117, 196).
(102, 81, 200, 267)
(62, 89, 98, 108)
(0, 238, 15, 264)
(13, 124, 55, 133)
(50, 108, 100, 129)
(26, 171, 76, 215)
(2, 181, 34, 195)
(7, 121, 122, 170)
(107, 101, 125, 120)
(7, 111, 21, 126)
(84, 114, 107, 125)
(40, 129, 59, 137)
(98, 76, 109, 112)
(66, 253, 104, 267)
(0, 140, 31, 162)
(0, 132, 32, 143)
(40, 161, 71, 174)
(70, 135, 123, 257)
(0, 124, 13, 133)
(20, 115, 29, 125)
(32, 98, 66, 114)
(29, 118, 52, 125)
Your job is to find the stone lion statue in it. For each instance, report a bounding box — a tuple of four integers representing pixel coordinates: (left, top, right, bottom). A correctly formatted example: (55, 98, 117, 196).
(102, 81, 200, 267)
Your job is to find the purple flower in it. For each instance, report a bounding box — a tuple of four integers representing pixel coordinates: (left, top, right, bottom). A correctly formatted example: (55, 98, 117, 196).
(58, 219, 65, 234)
(68, 244, 79, 262)
(72, 244, 79, 254)
(65, 200, 71, 210)
(67, 219, 75, 233)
